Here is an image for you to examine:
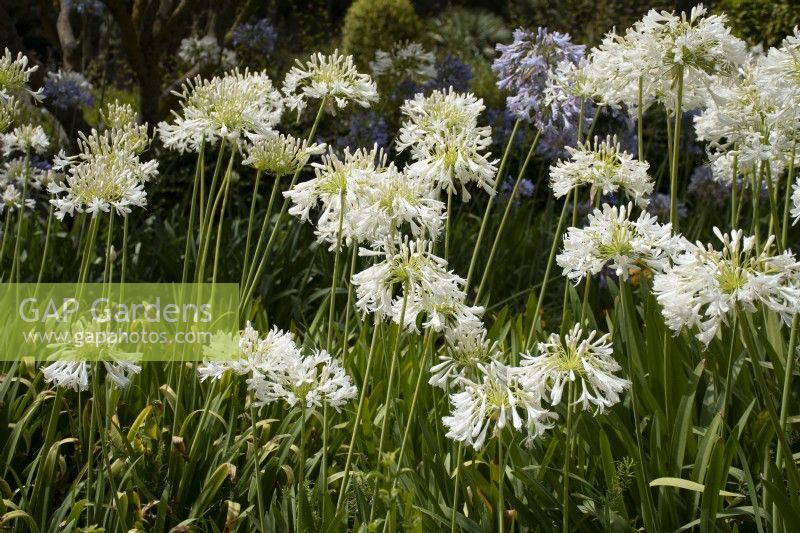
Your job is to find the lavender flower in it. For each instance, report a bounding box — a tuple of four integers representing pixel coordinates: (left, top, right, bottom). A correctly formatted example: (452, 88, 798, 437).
(500, 175, 534, 199)
(492, 28, 585, 129)
(232, 18, 277, 55)
(42, 70, 93, 110)
(646, 193, 685, 222)
(427, 55, 473, 93)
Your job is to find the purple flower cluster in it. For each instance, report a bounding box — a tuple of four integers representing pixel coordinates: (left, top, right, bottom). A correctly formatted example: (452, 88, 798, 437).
(233, 19, 277, 55)
(335, 112, 389, 151)
(492, 28, 584, 129)
(500, 175, 535, 199)
(42, 71, 93, 110)
(428, 55, 473, 93)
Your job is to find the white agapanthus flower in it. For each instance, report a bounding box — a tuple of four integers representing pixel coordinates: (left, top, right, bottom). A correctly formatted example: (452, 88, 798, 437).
(549, 135, 653, 206)
(370, 41, 436, 81)
(397, 88, 497, 200)
(791, 177, 800, 226)
(178, 35, 222, 66)
(49, 105, 157, 219)
(558, 202, 682, 283)
(351, 163, 445, 243)
(0, 95, 20, 132)
(756, 28, 800, 119)
(352, 237, 483, 333)
(42, 361, 141, 391)
(0, 183, 34, 213)
(442, 361, 555, 450)
(248, 348, 357, 412)
(242, 132, 326, 176)
(158, 69, 284, 153)
(653, 228, 800, 345)
(284, 144, 390, 249)
(1, 124, 49, 155)
(585, 5, 746, 111)
(197, 322, 301, 381)
(429, 323, 499, 389)
(0, 48, 42, 101)
(282, 50, 378, 116)
(518, 324, 629, 413)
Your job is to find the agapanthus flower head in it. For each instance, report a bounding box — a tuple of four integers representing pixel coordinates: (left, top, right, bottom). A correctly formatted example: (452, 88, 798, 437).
(427, 55, 473, 93)
(792, 177, 800, 226)
(282, 50, 378, 116)
(248, 348, 357, 412)
(0, 95, 19, 132)
(159, 69, 284, 153)
(397, 88, 497, 200)
(0, 49, 41, 101)
(232, 18, 277, 55)
(370, 41, 436, 82)
(1, 124, 49, 156)
(42, 70, 93, 110)
(42, 360, 140, 391)
(519, 324, 629, 414)
(443, 361, 555, 450)
(50, 118, 157, 219)
(0, 183, 35, 214)
(197, 322, 302, 381)
(178, 35, 223, 66)
(243, 132, 326, 176)
(335, 111, 390, 151)
(351, 164, 445, 242)
(283, 144, 387, 249)
(429, 324, 499, 388)
(549, 134, 653, 206)
(653, 228, 800, 345)
(586, 5, 746, 111)
(558, 202, 681, 283)
(352, 237, 483, 333)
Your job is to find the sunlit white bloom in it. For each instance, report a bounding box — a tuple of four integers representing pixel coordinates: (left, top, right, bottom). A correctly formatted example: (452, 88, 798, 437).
(352, 164, 445, 242)
(396, 88, 486, 150)
(42, 361, 141, 391)
(443, 361, 555, 450)
(282, 50, 378, 116)
(0, 95, 19, 132)
(158, 69, 284, 153)
(0, 48, 42, 101)
(197, 322, 302, 381)
(0, 183, 34, 213)
(558, 202, 681, 282)
(370, 41, 436, 81)
(653, 228, 800, 345)
(756, 29, 800, 120)
(352, 238, 483, 333)
(248, 348, 357, 412)
(283, 145, 386, 249)
(429, 324, 499, 388)
(178, 35, 222, 66)
(549, 135, 653, 206)
(103, 361, 142, 388)
(242, 132, 326, 176)
(1, 124, 49, 155)
(519, 324, 628, 413)
(50, 116, 157, 219)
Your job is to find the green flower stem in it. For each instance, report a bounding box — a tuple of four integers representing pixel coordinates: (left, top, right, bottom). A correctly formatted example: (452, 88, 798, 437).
(670, 65, 684, 232)
(242, 170, 263, 285)
(731, 154, 739, 230)
(10, 152, 29, 282)
(444, 189, 453, 261)
(335, 323, 381, 517)
(475, 130, 541, 305)
(450, 443, 464, 533)
(782, 141, 796, 246)
(525, 190, 573, 351)
(239, 97, 327, 318)
(369, 289, 409, 523)
(36, 204, 55, 285)
(182, 140, 205, 284)
(465, 119, 521, 294)
(562, 382, 574, 532)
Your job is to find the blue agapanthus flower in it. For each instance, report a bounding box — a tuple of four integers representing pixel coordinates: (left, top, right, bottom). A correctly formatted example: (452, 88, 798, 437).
(688, 165, 729, 208)
(42, 70, 93, 110)
(428, 55, 473, 93)
(500, 176, 535, 200)
(233, 19, 277, 55)
(65, 0, 104, 16)
(647, 193, 686, 223)
(335, 112, 389, 151)
(493, 28, 584, 130)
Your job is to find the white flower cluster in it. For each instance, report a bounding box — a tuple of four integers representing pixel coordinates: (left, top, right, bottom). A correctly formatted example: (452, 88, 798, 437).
(397, 88, 497, 201)
(0, 48, 42, 102)
(282, 50, 378, 116)
(353, 238, 483, 334)
(549, 135, 653, 206)
(653, 228, 800, 345)
(50, 101, 157, 219)
(43, 360, 141, 391)
(198, 322, 357, 412)
(558, 202, 681, 283)
(1, 124, 49, 156)
(158, 69, 283, 153)
(370, 41, 436, 82)
(584, 4, 747, 111)
(242, 132, 326, 177)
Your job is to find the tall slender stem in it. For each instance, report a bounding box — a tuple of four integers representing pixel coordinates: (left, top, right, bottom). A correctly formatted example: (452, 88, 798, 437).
(10, 152, 30, 282)
(782, 141, 796, 245)
(562, 382, 574, 532)
(731, 155, 739, 231)
(242, 170, 263, 285)
(465, 120, 521, 293)
(475, 131, 541, 305)
(444, 189, 453, 261)
(450, 443, 464, 533)
(182, 140, 205, 284)
(498, 433, 506, 532)
(637, 77, 644, 163)
(670, 66, 684, 231)
(36, 204, 55, 284)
